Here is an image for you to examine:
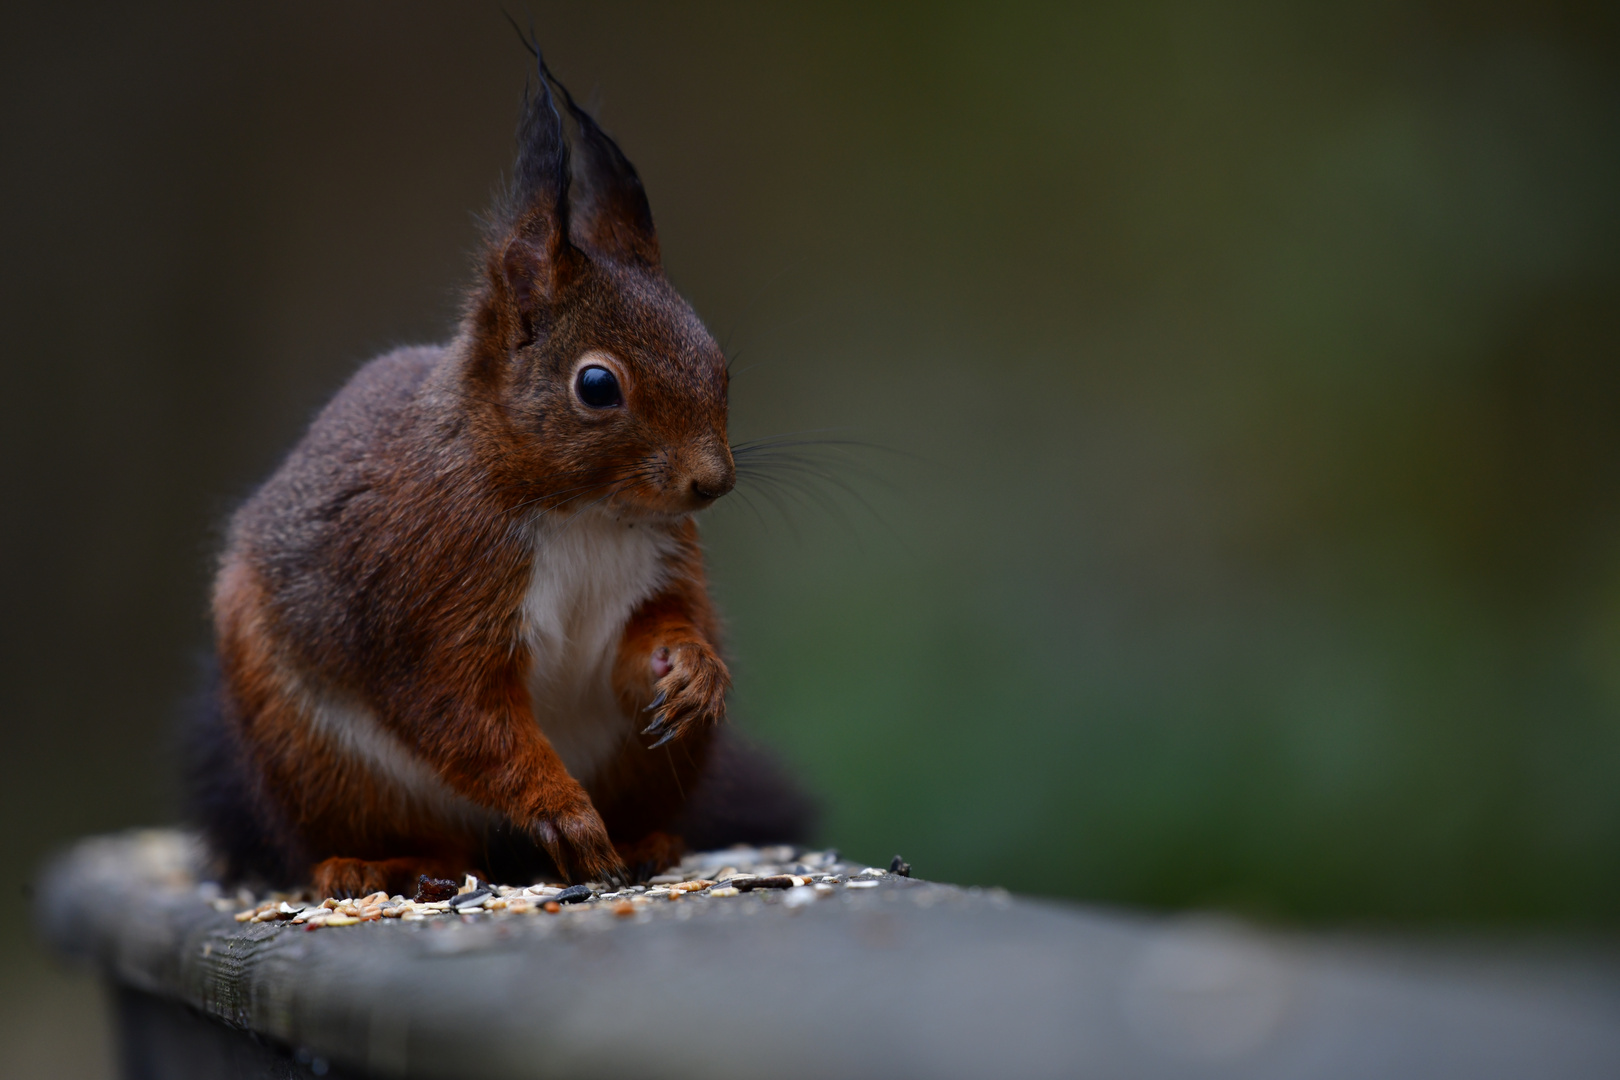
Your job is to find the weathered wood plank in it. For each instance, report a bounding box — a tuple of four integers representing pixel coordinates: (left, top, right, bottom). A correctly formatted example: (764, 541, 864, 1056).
(37, 830, 1620, 1079)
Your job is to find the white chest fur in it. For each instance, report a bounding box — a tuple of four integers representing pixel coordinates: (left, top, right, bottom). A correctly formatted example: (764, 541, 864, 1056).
(520, 512, 678, 785)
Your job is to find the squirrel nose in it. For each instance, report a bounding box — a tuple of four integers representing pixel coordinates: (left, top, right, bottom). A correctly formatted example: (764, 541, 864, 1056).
(687, 448, 735, 502)
(689, 469, 734, 502)
(691, 478, 732, 501)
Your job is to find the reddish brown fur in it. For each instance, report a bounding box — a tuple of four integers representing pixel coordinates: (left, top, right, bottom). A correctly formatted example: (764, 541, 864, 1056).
(204, 57, 742, 894)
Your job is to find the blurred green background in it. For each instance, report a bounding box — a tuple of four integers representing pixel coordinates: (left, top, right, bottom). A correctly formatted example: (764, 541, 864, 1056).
(4, 2, 1619, 1073)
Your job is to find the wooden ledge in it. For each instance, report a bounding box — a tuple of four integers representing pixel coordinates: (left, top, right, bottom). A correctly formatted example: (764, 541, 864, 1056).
(37, 830, 1620, 1079)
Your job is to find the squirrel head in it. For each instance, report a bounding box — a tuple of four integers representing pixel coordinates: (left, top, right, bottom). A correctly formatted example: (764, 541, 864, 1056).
(463, 50, 733, 520)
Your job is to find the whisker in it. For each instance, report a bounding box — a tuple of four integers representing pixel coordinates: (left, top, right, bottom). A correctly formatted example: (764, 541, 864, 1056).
(721, 429, 915, 550)
(506, 476, 610, 517)
(726, 487, 771, 530)
(738, 479, 804, 543)
(740, 470, 861, 537)
(505, 459, 664, 521)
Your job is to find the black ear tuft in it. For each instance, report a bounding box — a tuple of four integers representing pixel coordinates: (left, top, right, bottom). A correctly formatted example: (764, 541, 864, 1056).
(510, 49, 569, 240)
(540, 59, 661, 267)
(492, 28, 582, 317)
(497, 16, 657, 273)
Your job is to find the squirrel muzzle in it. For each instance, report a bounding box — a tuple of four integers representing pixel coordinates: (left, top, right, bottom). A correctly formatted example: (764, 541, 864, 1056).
(681, 443, 736, 507)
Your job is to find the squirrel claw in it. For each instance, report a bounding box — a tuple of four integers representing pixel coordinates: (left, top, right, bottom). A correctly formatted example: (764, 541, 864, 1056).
(637, 641, 728, 749)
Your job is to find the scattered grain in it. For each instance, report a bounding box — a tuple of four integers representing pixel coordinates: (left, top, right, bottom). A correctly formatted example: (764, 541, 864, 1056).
(735, 875, 795, 891)
(448, 888, 491, 911)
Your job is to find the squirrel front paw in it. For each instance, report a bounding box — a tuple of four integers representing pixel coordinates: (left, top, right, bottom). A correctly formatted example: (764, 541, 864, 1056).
(641, 641, 729, 748)
(531, 796, 626, 886)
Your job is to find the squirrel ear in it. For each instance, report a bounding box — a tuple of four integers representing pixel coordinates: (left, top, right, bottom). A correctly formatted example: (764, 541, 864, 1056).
(496, 51, 580, 311)
(542, 63, 661, 268)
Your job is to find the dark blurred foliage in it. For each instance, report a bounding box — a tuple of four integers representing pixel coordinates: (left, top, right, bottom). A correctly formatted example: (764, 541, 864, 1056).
(5, 19, 1620, 1055)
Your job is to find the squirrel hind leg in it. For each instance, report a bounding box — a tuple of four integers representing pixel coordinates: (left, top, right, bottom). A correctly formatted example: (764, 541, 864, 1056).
(311, 856, 470, 900)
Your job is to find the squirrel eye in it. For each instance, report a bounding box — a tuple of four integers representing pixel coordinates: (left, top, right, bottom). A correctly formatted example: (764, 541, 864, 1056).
(575, 365, 623, 409)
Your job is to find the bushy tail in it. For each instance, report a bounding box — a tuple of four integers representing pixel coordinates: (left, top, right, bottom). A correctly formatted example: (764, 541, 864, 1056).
(178, 654, 303, 887)
(676, 728, 819, 850)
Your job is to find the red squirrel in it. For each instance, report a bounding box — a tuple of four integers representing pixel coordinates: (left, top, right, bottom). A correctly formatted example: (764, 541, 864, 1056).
(185, 48, 809, 897)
